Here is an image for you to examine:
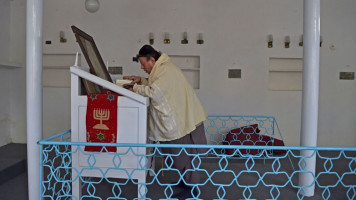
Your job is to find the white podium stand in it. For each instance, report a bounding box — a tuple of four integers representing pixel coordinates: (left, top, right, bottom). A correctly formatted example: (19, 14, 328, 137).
(70, 66, 150, 199)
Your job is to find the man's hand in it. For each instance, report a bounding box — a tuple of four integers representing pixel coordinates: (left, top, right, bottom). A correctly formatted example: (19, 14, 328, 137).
(123, 76, 141, 84)
(123, 84, 134, 91)
(123, 76, 141, 91)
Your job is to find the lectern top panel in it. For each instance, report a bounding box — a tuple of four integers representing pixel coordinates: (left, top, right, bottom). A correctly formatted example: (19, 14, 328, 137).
(71, 25, 112, 94)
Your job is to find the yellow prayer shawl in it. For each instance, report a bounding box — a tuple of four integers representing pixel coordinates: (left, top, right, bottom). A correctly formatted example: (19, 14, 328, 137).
(133, 53, 207, 141)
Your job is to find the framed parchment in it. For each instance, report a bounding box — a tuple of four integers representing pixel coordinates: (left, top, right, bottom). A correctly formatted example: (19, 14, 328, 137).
(71, 25, 113, 94)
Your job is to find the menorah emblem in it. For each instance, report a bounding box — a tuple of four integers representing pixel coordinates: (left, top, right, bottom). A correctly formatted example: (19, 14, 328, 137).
(93, 108, 110, 130)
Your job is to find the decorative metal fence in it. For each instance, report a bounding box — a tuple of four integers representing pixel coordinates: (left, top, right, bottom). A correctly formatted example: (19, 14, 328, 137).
(205, 115, 281, 145)
(204, 115, 284, 157)
(39, 116, 356, 200)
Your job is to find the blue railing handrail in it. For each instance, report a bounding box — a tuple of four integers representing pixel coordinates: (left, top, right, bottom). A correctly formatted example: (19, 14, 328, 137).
(39, 129, 71, 142)
(207, 114, 276, 118)
(39, 115, 275, 143)
(38, 130, 356, 152)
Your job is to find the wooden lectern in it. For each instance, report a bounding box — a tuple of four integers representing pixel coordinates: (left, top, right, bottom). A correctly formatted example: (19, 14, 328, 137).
(70, 66, 150, 198)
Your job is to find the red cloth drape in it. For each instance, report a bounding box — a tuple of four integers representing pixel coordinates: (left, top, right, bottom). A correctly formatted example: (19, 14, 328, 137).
(85, 91, 120, 152)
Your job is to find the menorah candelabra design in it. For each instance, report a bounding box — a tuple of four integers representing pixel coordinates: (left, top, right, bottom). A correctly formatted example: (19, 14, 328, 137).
(93, 108, 110, 130)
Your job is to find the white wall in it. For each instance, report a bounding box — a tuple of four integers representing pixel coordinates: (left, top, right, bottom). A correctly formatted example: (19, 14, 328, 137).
(2, 0, 355, 147)
(0, 0, 26, 146)
(9, 0, 27, 144)
(40, 0, 306, 146)
(0, 0, 10, 62)
(0, 0, 11, 146)
(318, 0, 356, 146)
(0, 68, 12, 146)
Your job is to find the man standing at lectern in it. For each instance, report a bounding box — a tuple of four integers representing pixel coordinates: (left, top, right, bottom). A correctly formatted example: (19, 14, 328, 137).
(124, 44, 207, 198)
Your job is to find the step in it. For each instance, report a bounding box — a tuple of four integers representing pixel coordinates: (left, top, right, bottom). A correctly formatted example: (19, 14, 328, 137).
(0, 143, 27, 185)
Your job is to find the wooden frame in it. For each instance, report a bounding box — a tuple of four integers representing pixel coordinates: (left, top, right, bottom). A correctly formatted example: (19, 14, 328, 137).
(71, 25, 112, 94)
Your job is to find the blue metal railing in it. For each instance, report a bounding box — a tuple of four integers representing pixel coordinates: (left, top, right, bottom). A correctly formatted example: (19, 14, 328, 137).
(38, 116, 356, 199)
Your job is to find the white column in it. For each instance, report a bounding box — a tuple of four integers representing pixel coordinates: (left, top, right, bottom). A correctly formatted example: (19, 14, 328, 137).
(299, 0, 320, 197)
(26, 0, 43, 199)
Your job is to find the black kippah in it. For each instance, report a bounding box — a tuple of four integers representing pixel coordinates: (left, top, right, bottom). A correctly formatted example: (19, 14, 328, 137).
(133, 45, 161, 62)
(139, 45, 158, 56)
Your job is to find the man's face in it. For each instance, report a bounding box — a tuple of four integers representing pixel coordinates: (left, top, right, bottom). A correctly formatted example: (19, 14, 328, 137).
(139, 57, 155, 74)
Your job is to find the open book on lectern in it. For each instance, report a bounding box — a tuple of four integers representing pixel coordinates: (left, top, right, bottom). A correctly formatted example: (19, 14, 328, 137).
(71, 25, 115, 94)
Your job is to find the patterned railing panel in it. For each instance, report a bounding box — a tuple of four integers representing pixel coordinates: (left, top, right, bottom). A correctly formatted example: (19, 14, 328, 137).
(204, 115, 284, 157)
(39, 130, 356, 200)
(205, 115, 279, 145)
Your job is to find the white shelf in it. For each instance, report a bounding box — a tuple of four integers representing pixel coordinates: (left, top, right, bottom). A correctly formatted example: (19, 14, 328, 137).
(269, 70, 302, 72)
(170, 55, 201, 89)
(180, 68, 200, 71)
(0, 61, 23, 68)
